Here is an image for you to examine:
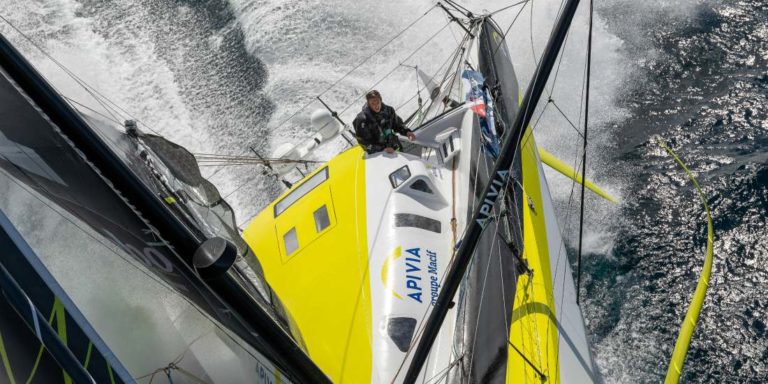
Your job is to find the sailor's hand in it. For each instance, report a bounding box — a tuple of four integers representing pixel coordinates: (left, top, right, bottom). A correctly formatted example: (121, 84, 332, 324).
(406, 132, 416, 141)
(384, 147, 395, 154)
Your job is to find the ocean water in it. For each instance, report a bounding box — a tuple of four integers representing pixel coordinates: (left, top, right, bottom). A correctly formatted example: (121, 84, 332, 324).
(0, 0, 765, 382)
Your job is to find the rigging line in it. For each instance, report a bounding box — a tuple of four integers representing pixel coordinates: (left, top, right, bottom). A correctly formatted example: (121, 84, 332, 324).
(437, 2, 473, 37)
(0, 13, 163, 136)
(336, 20, 454, 117)
(529, 0, 539, 67)
(58, 71, 125, 130)
(217, 10, 451, 183)
(62, 96, 122, 125)
(443, 0, 473, 17)
(446, 12, 463, 46)
(423, 354, 464, 384)
(430, 21, 476, 120)
(540, 46, 592, 371)
(542, 0, 577, 103)
(549, 98, 584, 137)
(265, 4, 439, 133)
(489, 0, 530, 16)
(489, 0, 530, 64)
(508, 341, 547, 381)
(194, 156, 323, 164)
(395, 33, 465, 114)
(576, 0, 593, 305)
(434, 28, 471, 101)
(546, 17, 574, 99)
(211, 156, 324, 203)
(525, 50, 586, 355)
(220, 173, 260, 201)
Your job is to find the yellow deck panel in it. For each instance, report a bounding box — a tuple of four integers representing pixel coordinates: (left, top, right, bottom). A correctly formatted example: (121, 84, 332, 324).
(243, 147, 372, 383)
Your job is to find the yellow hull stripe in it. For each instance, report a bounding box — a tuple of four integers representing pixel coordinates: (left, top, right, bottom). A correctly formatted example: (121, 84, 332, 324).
(507, 131, 561, 383)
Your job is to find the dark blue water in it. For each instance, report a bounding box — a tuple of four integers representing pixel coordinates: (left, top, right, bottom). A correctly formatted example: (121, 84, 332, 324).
(582, 1, 768, 382)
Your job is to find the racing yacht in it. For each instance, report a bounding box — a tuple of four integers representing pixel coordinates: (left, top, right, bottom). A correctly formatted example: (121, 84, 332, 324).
(241, 9, 610, 384)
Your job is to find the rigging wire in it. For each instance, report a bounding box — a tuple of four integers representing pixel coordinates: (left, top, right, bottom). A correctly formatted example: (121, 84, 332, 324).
(443, 0, 473, 17)
(237, 16, 470, 227)
(549, 98, 585, 138)
(62, 96, 123, 126)
(529, 0, 539, 67)
(575, 0, 594, 305)
(336, 20, 453, 117)
(0, 13, 162, 136)
(489, 0, 530, 16)
(489, 0, 531, 61)
(263, 4, 439, 135)
(208, 4, 438, 187)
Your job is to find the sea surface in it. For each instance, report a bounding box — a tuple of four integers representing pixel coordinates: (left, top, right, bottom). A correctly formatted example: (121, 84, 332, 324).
(0, 0, 765, 382)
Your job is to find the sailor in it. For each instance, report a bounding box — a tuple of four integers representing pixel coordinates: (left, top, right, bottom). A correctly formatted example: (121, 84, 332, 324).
(353, 90, 416, 154)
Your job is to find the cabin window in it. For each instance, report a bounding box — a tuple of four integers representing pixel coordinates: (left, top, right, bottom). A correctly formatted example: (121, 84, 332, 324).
(394, 213, 441, 233)
(313, 205, 331, 233)
(274, 167, 329, 217)
(389, 165, 411, 188)
(283, 227, 299, 255)
(387, 317, 417, 353)
(410, 179, 433, 194)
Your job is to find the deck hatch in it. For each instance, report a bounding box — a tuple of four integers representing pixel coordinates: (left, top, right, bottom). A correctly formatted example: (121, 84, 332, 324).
(387, 317, 417, 353)
(410, 179, 434, 194)
(313, 205, 331, 233)
(389, 165, 411, 188)
(274, 167, 329, 217)
(394, 213, 441, 233)
(283, 227, 299, 255)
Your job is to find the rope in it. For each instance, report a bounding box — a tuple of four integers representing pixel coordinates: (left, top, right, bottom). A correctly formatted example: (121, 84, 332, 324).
(193, 153, 323, 166)
(575, 0, 593, 305)
(659, 139, 715, 384)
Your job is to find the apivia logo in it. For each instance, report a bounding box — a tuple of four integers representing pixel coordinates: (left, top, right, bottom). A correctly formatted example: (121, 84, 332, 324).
(475, 170, 509, 228)
(381, 246, 440, 305)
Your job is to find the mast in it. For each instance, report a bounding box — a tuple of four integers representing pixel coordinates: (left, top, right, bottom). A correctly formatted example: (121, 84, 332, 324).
(403, 1, 586, 381)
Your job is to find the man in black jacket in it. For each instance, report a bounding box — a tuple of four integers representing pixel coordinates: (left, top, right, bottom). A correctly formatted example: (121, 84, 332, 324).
(353, 90, 416, 154)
